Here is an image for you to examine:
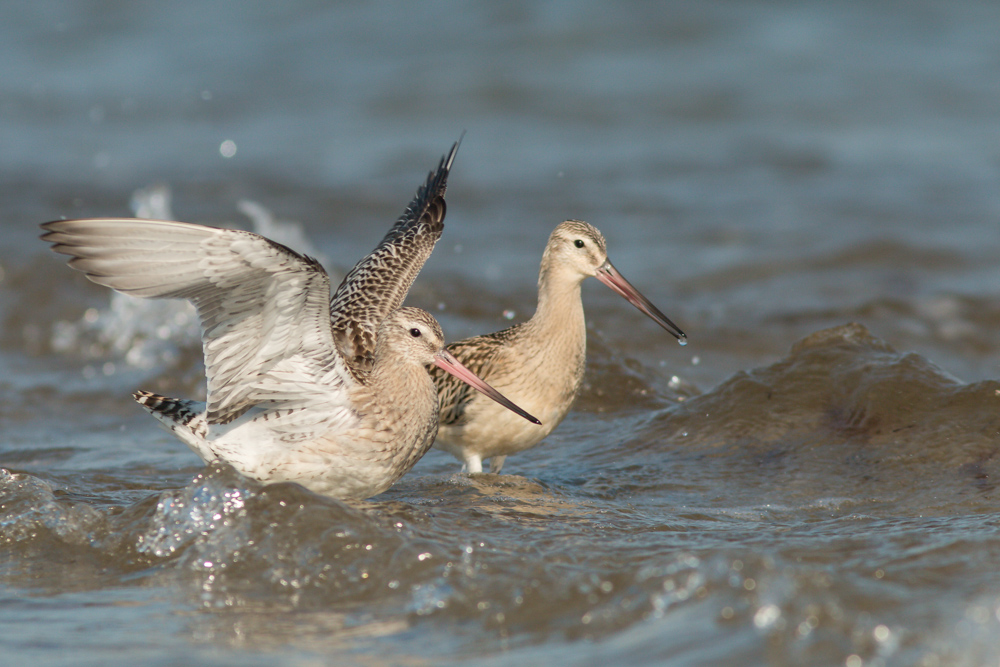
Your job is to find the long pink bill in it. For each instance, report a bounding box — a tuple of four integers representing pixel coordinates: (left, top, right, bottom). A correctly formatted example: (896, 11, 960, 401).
(433, 350, 542, 425)
(595, 259, 687, 344)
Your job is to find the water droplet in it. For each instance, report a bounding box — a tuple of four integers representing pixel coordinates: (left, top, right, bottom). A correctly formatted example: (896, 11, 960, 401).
(219, 140, 237, 158)
(503, 309, 516, 320)
(677, 337, 687, 347)
(753, 604, 780, 629)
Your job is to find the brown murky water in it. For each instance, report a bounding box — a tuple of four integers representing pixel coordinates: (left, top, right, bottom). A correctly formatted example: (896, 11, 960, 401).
(4, 2, 1000, 666)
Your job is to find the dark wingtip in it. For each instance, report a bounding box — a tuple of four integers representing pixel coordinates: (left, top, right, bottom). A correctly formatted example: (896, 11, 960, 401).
(430, 133, 463, 191)
(444, 131, 465, 171)
(39, 218, 68, 242)
(394, 137, 463, 235)
(403, 137, 461, 220)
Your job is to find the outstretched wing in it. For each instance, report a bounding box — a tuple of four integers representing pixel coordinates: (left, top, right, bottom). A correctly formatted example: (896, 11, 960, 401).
(330, 139, 460, 371)
(42, 218, 347, 425)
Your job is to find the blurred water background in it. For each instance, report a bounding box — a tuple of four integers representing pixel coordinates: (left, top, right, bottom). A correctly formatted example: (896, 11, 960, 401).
(3, 2, 1000, 665)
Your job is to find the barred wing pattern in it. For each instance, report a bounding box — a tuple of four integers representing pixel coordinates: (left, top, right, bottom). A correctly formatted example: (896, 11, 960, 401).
(330, 140, 460, 371)
(42, 218, 350, 427)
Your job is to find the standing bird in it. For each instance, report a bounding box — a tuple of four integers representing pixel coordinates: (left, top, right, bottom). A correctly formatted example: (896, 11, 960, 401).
(40, 142, 541, 499)
(429, 220, 686, 473)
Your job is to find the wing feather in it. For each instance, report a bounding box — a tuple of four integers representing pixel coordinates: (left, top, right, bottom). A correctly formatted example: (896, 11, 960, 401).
(330, 139, 460, 370)
(42, 218, 347, 425)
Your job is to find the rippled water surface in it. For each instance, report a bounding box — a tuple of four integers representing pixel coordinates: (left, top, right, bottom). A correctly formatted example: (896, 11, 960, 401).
(4, 2, 1000, 665)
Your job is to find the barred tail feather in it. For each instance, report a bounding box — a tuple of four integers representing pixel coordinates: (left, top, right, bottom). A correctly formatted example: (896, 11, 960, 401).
(133, 390, 209, 443)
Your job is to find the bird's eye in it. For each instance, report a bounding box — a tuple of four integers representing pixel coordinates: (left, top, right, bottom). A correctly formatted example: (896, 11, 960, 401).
(409, 328, 422, 338)
(574, 239, 585, 248)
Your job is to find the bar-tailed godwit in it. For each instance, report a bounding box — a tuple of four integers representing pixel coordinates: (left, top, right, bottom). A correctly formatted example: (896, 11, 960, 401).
(40, 145, 540, 499)
(430, 220, 685, 473)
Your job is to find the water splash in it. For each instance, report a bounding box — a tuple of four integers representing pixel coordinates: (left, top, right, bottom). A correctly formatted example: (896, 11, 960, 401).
(48, 185, 331, 372)
(136, 469, 251, 559)
(237, 199, 327, 266)
(0, 469, 106, 548)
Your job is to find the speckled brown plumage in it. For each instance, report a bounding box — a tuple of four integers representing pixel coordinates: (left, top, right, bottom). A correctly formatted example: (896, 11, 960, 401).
(330, 139, 460, 374)
(39, 145, 542, 499)
(434, 324, 522, 427)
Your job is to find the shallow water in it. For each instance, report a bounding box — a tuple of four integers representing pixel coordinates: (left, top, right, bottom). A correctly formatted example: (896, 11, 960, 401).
(4, 2, 1000, 665)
